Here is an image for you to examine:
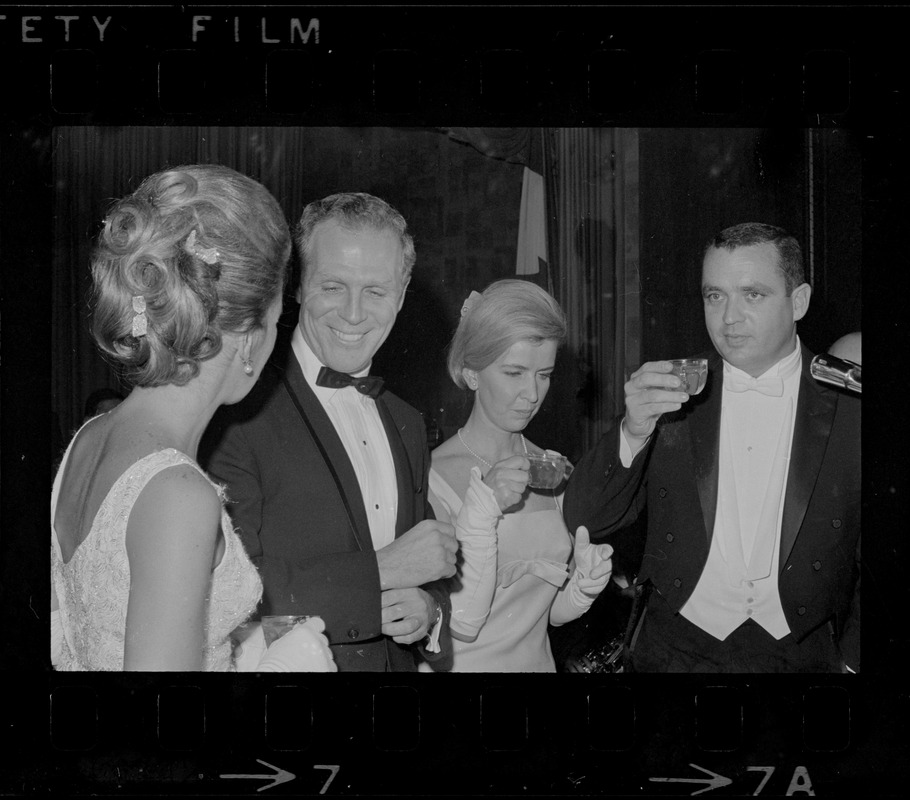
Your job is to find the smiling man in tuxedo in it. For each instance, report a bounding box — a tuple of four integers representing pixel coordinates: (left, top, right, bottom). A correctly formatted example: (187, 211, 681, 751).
(564, 222, 860, 673)
(201, 193, 455, 671)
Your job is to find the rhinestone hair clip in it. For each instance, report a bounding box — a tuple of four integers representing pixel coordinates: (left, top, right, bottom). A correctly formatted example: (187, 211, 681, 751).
(131, 295, 148, 338)
(184, 229, 220, 265)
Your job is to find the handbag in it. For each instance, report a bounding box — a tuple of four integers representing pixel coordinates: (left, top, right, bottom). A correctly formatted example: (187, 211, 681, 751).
(565, 579, 653, 673)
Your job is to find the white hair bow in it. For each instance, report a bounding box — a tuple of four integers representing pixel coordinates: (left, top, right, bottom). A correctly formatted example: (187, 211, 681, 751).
(460, 290, 482, 318)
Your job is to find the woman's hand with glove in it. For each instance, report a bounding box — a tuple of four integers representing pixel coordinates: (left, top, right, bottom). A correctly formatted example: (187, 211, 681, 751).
(571, 525, 614, 597)
(550, 526, 614, 625)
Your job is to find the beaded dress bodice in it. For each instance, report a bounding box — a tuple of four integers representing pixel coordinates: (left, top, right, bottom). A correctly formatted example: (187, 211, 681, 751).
(51, 447, 262, 671)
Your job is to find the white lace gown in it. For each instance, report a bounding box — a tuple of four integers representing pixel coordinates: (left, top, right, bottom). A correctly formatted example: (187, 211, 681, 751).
(424, 468, 573, 672)
(51, 446, 262, 671)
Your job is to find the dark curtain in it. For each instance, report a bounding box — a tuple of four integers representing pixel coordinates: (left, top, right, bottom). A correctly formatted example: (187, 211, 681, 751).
(443, 127, 539, 166)
(52, 126, 639, 461)
(439, 127, 641, 458)
(548, 128, 641, 457)
(51, 126, 530, 445)
(51, 126, 316, 441)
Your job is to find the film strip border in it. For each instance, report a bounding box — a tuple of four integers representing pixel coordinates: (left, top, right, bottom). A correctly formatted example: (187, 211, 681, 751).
(2, 5, 908, 797)
(24, 676, 878, 795)
(0, 6, 906, 124)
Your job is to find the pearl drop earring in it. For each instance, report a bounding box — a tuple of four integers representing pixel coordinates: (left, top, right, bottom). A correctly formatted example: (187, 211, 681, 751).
(242, 359, 254, 376)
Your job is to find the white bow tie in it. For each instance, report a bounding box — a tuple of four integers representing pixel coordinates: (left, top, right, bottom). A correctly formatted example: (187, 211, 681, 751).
(724, 372, 784, 397)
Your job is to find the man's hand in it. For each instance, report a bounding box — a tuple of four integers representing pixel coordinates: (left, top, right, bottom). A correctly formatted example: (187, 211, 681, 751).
(483, 455, 530, 513)
(376, 519, 457, 590)
(623, 360, 689, 441)
(381, 588, 437, 644)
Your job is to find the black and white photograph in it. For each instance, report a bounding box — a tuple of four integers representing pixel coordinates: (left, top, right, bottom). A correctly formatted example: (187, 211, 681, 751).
(1, 4, 906, 797)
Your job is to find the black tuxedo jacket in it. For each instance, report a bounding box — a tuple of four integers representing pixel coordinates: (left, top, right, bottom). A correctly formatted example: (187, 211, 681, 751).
(200, 333, 450, 672)
(564, 345, 861, 671)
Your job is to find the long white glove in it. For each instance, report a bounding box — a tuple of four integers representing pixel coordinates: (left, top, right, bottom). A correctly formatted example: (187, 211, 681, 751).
(253, 617, 337, 673)
(447, 467, 501, 641)
(550, 526, 613, 625)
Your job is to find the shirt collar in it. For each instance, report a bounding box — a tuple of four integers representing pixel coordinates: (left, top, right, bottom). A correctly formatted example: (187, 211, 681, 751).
(291, 325, 373, 401)
(723, 336, 802, 386)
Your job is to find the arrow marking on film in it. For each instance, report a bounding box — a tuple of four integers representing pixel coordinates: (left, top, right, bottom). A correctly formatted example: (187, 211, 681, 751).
(649, 762, 732, 795)
(220, 759, 296, 792)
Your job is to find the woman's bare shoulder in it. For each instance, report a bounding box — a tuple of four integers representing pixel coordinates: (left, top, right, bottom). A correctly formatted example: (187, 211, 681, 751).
(136, 462, 220, 515)
(126, 463, 221, 555)
(430, 437, 475, 496)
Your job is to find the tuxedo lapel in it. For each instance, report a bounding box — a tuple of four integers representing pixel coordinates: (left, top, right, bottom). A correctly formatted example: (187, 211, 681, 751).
(779, 346, 837, 571)
(689, 355, 723, 545)
(279, 354, 373, 552)
(376, 396, 415, 538)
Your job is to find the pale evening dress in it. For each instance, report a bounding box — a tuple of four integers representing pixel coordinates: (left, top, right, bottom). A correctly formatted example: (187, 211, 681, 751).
(423, 467, 573, 672)
(51, 441, 262, 672)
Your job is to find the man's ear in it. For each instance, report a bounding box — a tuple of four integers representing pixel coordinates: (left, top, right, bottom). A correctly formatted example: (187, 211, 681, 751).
(792, 282, 811, 322)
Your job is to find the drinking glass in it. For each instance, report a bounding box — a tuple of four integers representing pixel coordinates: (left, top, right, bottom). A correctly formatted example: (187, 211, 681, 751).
(668, 358, 708, 396)
(526, 452, 573, 490)
(261, 615, 312, 647)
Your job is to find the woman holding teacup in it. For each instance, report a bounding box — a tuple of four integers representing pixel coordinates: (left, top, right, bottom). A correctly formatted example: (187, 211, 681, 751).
(421, 279, 614, 672)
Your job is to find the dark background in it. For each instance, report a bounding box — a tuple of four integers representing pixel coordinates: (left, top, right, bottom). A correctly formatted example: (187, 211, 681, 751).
(48, 125, 861, 460)
(638, 127, 861, 361)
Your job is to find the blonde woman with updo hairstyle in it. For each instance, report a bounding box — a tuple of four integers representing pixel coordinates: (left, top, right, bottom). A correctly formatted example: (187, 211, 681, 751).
(421, 279, 615, 672)
(51, 165, 335, 672)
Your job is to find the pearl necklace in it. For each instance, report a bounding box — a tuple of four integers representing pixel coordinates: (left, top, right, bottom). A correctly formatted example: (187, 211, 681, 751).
(457, 428, 528, 471)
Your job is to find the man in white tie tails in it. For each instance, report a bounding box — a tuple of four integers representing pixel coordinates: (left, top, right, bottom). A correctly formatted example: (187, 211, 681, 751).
(564, 222, 860, 673)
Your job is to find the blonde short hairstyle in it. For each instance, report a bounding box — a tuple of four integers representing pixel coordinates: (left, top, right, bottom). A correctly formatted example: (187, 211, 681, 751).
(91, 165, 291, 387)
(447, 279, 567, 388)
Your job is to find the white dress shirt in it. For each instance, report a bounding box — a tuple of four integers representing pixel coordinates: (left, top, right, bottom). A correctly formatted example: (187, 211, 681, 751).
(292, 327, 399, 551)
(291, 327, 442, 650)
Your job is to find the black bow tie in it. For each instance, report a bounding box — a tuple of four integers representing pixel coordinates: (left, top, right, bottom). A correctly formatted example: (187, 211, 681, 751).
(316, 366, 384, 398)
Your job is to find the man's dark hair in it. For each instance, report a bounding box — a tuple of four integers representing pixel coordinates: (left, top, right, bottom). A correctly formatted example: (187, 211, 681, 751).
(706, 222, 805, 294)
